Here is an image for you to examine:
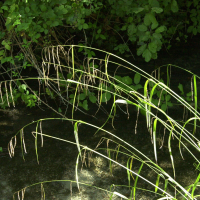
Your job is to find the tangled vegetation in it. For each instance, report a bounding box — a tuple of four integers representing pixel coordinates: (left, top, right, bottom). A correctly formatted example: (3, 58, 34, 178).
(1, 45, 199, 199)
(1, 0, 200, 63)
(0, 0, 200, 199)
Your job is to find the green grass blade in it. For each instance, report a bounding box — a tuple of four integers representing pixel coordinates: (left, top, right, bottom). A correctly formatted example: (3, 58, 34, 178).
(74, 121, 81, 159)
(191, 173, 200, 198)
(155, 174, 160, 193)
(144, 79, 150, 130)
(133, 162, 144, 200)
(163, 178, 168, 195)
(126, 158, 131, 187)
(153, 118, 158, 163)
(193, 75, 197, 134)
(168, 129, 175, 179)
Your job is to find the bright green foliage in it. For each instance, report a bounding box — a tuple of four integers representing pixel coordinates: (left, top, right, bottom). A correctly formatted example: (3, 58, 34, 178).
(0, 0, 200, 63)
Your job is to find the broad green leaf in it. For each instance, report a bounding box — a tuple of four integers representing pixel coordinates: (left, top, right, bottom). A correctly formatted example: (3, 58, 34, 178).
(178, 83, 184, 95)
(168, 102, 173, 107)
(148, 13, 157, 24)
(83, 23, 89, 29)
(114, 75, 122, 82)
(153, 32, 162, 39)
(1, 6, 8, 11)
(101, 92, 111, 102)
(82, 100, 89, 110)
(51, 21, 60, 27)
(151, 7, 163, 13)
(149, 0, 160, 7)
(78, 93, 86, 100)
(132, 84, 143, 91)
(5, 44, 11, 50)
(69, 94, 75, 98)
(25, 7, 30, 13)
(186, 91, 192, 97)
(0, 147, 2, 152)
(140, 34, 150, 42)
(161, 103, 167, 112)
(10, 4, 16, 13)
(155, 26, 166, 33)
(78, 101, 82, 107)
(152, 98, 159, 106)
(97, 29, 101, 34)
(40, 4, 47, 12)
(148, 42, 157, 53)
(122, 76, 132, 85)
(165, 94, 171, 101)
(137, 44, 147, 56)
(128, 24, 137, 35)
(134, 73, 141, 84)
(142, 49, 152, 62)
(151, 22, 159, 29)
(121, 25, 127, 31)
(20, 84, 27, 91)
(171, 0, 179, 13)
(16, 23, 30, 31)
(56, 5, 68, 14)
(89, 95, 97, 103)
(100, 34, 106, 40)
(144, 13, 151, 26)
(138, 24, 147, 32)
(132, 7, 144, 14)
(13, 19, 21, 27)
(151, 52, 158, 59)
(58, 107, 62, 113)
(0, 32, 5, 40)
(0, 50, 4, 56)
(67, 73, 73, 79)
(193, 28, 197, 35)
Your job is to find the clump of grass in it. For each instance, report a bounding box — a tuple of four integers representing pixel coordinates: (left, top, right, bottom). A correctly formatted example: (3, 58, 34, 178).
(2, 45, 200, 199)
